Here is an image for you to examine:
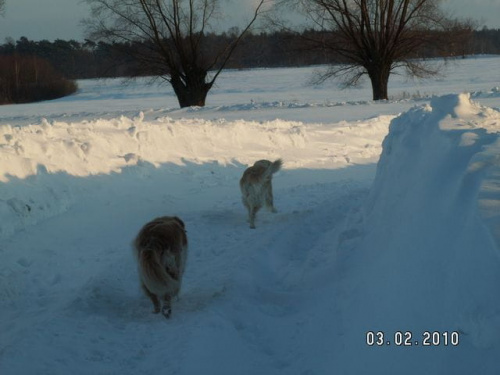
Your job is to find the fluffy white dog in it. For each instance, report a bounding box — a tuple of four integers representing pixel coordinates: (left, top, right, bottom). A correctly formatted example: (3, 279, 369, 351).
(240, 159, 282, 228)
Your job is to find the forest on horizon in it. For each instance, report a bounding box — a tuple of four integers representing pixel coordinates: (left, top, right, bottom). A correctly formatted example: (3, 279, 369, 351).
(1, 28, 499, 81)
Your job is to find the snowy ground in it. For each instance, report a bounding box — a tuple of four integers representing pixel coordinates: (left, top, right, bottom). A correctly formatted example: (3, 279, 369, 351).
(1, 56, 500, 374)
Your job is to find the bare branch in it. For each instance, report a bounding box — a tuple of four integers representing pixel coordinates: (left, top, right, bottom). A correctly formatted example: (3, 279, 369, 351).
(209, 0, 268, 84)
(271, 0, 459, 100)
(83, 0, 266, 107)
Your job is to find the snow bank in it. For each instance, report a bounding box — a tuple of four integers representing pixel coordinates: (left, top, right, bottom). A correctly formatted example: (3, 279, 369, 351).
(333, 93, 500, 373)
(0, 115, 388, 182)
(0, 114, 387, 239)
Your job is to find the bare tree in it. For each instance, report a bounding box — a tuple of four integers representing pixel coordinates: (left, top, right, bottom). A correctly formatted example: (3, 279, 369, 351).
(0, 0, 5, 16)
(84, 0, 267, 107)
(274, 0, 459, 100)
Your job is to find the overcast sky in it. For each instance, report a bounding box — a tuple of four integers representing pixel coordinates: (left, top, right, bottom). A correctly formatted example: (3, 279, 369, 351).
(0, 0, 499, 42)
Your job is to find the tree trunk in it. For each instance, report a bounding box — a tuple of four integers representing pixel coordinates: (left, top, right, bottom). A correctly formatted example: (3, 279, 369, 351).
(170, 72, 212, 108)
(368, 65, 390, 101)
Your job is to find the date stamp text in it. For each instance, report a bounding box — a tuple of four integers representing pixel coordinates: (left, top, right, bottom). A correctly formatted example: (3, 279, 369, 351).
(366, 331, 459, 347)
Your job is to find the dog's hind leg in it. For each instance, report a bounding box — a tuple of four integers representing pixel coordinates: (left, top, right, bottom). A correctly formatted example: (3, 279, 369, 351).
(142, 283, 161, 313)
(242, 199, 254, 227)
(249, 205, 260, 229)
(264, 182, 277, 213)
(161, 295, 172, 319)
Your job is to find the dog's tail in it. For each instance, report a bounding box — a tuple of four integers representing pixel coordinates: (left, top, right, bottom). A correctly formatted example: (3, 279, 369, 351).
(264, 158, 283, 179)
(138, 248, 180, 297)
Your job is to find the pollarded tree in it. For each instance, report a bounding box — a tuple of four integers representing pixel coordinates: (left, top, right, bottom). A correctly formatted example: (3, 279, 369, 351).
(275, 0, 459, 100)
(84, 0, 266, 108)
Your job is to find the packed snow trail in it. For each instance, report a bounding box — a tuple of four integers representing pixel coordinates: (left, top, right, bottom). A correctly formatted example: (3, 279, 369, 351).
(0, 159, 368, 374)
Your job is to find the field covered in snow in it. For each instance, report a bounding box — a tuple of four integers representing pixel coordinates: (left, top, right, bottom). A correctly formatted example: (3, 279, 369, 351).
(1, 56, 500, 374)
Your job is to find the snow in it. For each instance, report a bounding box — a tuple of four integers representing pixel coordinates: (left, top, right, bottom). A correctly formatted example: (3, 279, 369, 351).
(1, 56, 500, 374)
(331, 93, 500, 373)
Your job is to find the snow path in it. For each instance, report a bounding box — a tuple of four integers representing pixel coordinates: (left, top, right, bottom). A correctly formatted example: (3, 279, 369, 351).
(0, 159, 368, 374)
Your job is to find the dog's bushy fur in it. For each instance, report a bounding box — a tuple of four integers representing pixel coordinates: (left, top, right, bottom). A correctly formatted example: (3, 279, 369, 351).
(133, 216, 188, 318)
(240, 159, 282, 228)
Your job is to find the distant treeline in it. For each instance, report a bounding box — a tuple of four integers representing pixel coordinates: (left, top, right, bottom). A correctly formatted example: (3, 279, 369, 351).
(0, 54, 77, 104)
(1, 28, 499, 81)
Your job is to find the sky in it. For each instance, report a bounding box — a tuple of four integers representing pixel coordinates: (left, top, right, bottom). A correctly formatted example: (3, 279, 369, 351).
(0, 0, 499, 42)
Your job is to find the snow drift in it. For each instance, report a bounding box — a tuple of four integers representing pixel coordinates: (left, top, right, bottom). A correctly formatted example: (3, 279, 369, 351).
(331, 93, 500, 374)
(0, 115, 386, 239)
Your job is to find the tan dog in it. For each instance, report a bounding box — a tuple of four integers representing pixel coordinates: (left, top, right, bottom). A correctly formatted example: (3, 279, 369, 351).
(133, 216, 187, 318)
(240, 159, 282, 228)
